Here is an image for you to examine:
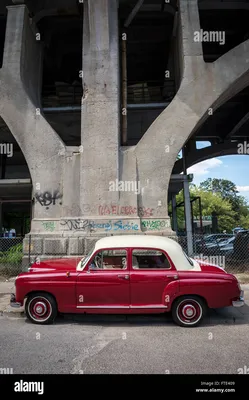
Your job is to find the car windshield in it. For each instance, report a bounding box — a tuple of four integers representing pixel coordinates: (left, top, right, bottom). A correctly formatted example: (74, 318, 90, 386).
(183, 251, 194, 266)
(204, 235, 215, 243)
(223, 237, 235, 244)
(80, 246, 95, 269)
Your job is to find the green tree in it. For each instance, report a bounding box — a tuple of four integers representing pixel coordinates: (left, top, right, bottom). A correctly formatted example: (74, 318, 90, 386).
(191, 187, 236, 232)
(171, 187, 236, 232)
(200, 178, 238, 199)
(199, 178, 249, 228)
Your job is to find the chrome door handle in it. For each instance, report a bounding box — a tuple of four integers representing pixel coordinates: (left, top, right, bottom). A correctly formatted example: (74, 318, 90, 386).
(166, 274, 178, 279)
(118, 274, 129, 280)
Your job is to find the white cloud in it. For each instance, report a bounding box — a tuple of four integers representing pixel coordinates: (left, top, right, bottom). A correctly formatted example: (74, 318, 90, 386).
(237, 186, 249, 192)
(187, 159, 223, 176)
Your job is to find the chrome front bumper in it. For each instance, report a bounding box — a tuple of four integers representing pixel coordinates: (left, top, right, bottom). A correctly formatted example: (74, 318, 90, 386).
(232, 290, 244, 307)
(10, 293, 22, 308)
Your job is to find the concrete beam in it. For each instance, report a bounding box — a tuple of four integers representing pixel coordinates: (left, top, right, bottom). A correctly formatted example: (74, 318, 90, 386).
(124, 0, 145, 27)
(173, 141, 240, 174)
(227, 111, 249, 138)
(124, 0, 249, 232)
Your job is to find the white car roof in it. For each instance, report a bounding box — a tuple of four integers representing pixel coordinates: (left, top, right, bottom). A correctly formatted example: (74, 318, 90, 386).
(86, 235, 200, 271)
(94, 235, 179, 251)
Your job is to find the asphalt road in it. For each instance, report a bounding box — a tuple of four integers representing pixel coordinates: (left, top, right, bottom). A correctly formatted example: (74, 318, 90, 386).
(1, 298, 249, 375)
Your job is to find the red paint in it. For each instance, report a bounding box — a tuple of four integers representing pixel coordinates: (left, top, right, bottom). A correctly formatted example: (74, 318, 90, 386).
(14, 247, 242, 317)
(98, 205, 154, 217)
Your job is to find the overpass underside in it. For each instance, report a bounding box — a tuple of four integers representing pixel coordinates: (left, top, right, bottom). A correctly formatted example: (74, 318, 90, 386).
(0, 0, 249, 258)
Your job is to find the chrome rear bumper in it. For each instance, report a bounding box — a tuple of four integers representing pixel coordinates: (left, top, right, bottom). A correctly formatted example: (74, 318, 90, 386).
(232, 290, 244, 307)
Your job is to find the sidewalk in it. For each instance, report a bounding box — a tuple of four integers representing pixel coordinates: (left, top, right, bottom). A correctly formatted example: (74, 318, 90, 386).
(0, 278, 24, 318)
(0, 277, 249, 320)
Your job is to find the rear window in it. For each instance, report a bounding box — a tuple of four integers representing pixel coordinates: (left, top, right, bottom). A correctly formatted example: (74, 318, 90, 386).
(183, 251, 194, 266)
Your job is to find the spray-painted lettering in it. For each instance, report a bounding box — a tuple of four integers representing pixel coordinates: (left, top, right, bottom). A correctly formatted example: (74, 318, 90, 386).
(42, 221, 55, 232)
(99, 205, 154, 217)
(35, 190, 62, 209)
(141, 220, 170, 231)
(60, 219, 139, 232)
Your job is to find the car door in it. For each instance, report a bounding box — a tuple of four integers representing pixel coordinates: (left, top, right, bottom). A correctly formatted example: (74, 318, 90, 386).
(76, 248, 130, 310)
(130, 248, 179, 308)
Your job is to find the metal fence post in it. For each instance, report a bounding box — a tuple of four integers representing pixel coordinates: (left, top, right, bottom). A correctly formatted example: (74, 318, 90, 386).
(28, 234, 31, 266)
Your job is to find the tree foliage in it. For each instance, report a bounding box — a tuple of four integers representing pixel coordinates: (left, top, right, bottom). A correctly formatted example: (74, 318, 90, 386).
(172, 178, 249, 233)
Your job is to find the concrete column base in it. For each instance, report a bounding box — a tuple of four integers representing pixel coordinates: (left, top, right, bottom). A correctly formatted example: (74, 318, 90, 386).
(23, 217, 177, 263)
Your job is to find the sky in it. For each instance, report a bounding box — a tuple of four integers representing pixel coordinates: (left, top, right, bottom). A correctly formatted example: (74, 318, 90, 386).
(185, 142, 249, 202)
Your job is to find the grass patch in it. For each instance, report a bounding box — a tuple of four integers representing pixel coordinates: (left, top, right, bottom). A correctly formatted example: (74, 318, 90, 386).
(0, 243, 23, 276)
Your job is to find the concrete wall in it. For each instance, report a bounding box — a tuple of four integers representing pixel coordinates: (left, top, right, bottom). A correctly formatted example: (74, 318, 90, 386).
(1, 0, 249, 259)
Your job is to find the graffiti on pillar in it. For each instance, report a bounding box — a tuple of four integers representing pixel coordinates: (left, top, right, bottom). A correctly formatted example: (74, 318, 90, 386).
(35, 190, 63, 210)
(42, 221, 56, 232)
(60, 219, 96, 233)
(98, 204, 154, 217)
(141, 220, 170, 231)
(60, 219, 139, 232)
(112, 220, 139, 231)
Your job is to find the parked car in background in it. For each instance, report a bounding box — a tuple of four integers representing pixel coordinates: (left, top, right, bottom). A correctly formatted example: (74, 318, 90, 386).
(195, 234, 234, 255)
(202, 236, 235, 256)
(232, 227, 244, 235)
(227, 230, 249, 261)
(11, 235, 243, 328)
(217, 236, 235, 255)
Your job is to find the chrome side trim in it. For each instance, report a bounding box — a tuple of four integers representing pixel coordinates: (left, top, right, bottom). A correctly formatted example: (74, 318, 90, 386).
(76, 305, 167, 309)
(130, 305, 168, 309)
(76, 305, 129, 309)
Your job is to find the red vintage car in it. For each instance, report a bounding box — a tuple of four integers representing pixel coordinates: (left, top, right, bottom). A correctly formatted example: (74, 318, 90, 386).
(10, 235, 244, 327)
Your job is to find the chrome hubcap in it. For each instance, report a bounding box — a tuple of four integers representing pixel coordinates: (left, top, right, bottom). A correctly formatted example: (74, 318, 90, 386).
(34, 302, 47, 316)
(182, 304, 196, 319)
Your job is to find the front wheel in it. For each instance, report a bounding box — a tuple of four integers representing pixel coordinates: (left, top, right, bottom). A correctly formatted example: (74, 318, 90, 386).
(171, 296, 207, 327)
(25, 293, 57, 325)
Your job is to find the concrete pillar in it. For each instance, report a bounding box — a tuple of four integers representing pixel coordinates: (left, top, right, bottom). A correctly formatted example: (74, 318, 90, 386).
(183, 177, 193, 255)
(0, 5, 65, 227)
(80, 0, 120, 218)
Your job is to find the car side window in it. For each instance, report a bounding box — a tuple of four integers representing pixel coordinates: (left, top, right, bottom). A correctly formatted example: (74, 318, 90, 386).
(132, 249, 171, 270)
(90, 249, 127, 270)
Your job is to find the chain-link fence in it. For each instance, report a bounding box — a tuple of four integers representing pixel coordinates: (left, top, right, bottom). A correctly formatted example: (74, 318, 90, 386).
(1, 232, 249, 278)
(0, 237, 24, 277)
(178, 232, 249, 273)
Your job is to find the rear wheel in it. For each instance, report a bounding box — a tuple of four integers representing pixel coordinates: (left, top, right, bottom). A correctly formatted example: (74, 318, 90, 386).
(25, 293, 57, 325)
(171, 296, 207, 327)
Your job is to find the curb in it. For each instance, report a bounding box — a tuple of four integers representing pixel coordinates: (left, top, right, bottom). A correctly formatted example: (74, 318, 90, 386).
(0, 294, 25, 318)
(2, 305, 25, 318)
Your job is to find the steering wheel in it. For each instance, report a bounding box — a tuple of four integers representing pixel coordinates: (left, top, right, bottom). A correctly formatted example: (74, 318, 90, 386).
(94, 255, 102, 269)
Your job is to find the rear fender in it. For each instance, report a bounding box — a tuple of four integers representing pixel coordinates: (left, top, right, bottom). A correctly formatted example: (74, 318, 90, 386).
(162, 280, 180, 310)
